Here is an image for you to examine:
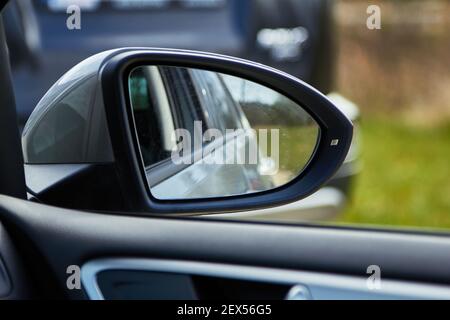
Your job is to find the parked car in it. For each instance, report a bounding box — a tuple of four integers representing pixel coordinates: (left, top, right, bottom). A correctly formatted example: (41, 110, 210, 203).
(8, 0, 337, 123)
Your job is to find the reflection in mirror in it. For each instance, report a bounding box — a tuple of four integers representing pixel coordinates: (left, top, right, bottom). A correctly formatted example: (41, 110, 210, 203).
(129, 66, 320, 200)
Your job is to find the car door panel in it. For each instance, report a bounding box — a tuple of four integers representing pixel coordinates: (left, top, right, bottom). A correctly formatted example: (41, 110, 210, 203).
(0, 221, 31, 300)
(1, 195, 450, 300)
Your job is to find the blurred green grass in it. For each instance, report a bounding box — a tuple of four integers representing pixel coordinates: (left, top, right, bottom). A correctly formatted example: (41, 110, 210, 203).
(333, 1, 450, 230)
(338, 118, 450, 230)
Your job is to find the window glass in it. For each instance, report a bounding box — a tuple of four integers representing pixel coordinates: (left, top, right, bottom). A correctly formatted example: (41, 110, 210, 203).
(19, 1, 450, 231)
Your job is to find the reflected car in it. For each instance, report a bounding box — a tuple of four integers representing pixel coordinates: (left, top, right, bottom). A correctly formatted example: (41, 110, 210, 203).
(128, 65, 320, 200)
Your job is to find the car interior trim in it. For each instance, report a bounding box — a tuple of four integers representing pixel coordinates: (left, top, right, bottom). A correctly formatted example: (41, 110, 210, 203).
(81, 258, 450, 300)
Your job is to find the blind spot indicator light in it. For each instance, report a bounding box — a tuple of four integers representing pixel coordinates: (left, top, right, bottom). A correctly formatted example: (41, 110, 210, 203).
(330, 139, 339, 146)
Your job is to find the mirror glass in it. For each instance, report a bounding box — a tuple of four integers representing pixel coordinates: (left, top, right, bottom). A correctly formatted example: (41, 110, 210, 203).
(128, 66, 320, 200)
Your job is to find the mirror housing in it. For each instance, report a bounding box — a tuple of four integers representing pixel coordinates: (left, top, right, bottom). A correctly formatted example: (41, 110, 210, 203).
(22, 48, 352, 215)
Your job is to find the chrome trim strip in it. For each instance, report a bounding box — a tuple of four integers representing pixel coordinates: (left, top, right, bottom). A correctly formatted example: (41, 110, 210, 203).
(81, 258, 450, 300)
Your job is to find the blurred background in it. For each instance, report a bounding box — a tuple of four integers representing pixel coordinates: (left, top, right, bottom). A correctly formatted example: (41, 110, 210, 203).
(335, 0, 450, 230)
(3, 0, 450, 230)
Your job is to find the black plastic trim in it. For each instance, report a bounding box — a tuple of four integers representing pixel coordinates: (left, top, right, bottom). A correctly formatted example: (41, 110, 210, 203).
(1, 195, 450, 301)
(0, 16, 26, 199)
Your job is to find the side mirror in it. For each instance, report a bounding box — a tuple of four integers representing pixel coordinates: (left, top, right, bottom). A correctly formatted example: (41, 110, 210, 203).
(22, 48, 352, 215)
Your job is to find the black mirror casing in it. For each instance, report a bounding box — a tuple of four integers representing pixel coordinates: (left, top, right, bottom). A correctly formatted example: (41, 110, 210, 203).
(98, 48, 353, 215)
(22, 48, 352, 215)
